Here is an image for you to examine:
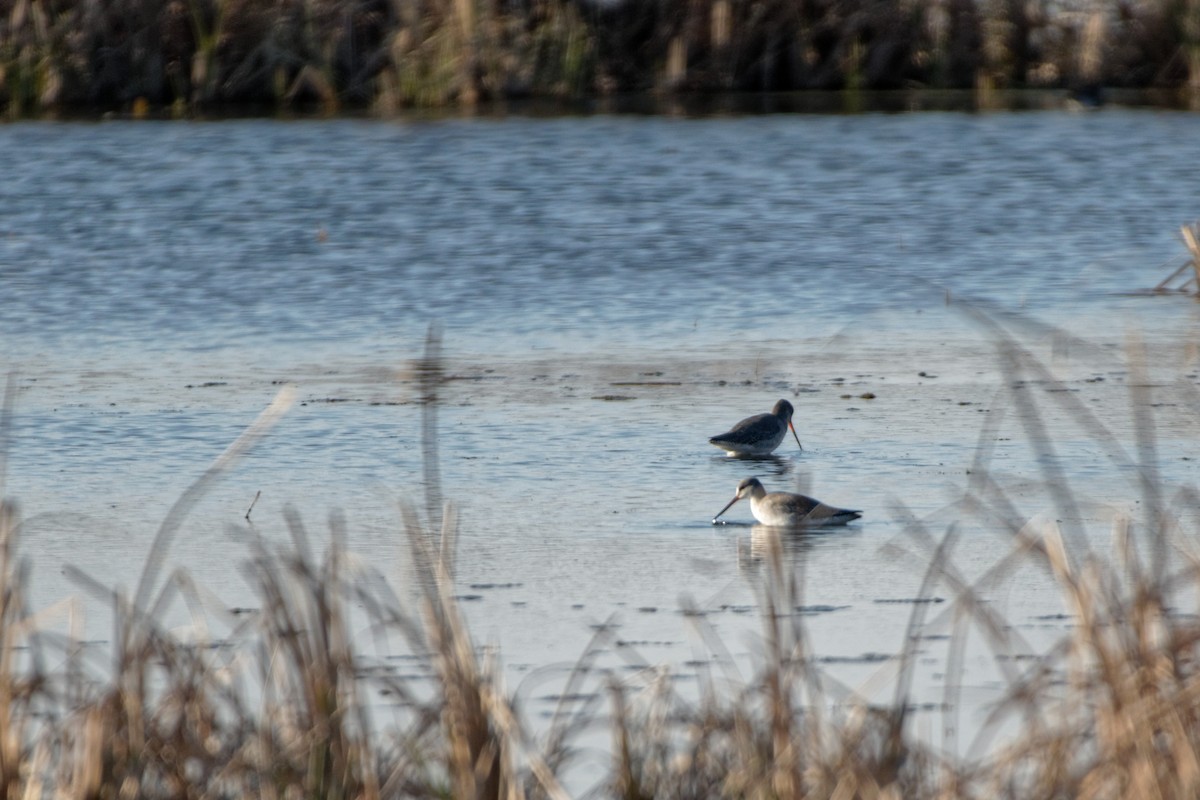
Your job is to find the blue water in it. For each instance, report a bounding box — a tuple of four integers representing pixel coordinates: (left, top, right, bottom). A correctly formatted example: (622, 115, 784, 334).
(2, 109, 1199, 761)
(3, 111, 1196, 359)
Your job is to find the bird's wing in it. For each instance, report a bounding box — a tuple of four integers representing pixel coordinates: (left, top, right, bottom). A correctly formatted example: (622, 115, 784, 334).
(779, 493, 822, 516)
(804, 503, 861, 524)
(711, 413, 773, 444)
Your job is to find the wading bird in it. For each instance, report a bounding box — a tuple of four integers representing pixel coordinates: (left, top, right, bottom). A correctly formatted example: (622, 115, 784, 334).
(713, 477, 861, 527)
(709, 399, 803, 456)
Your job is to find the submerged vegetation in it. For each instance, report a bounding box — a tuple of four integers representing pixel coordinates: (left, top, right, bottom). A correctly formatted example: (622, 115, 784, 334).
(1, 0, 1200, 116)
(3, 318, 1200, 797)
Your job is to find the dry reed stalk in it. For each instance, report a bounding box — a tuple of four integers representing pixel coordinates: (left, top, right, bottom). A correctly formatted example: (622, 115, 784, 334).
(711, 0, 730, 49)
(606, 519, 945, 798)
(0, 379, 38, 799)
(935, 309, 1200, 797)
(187, 0, 229, 106)
(133, 384, 294, 622)
(240, 510, 381, 799)
(0, 501, 26, 800)
(1187, 0, 1200, 97)
(1077, 10, 1105, 87)
(1182, 221, 1200, 289)
(378, 323, 577, 799)
(665, 35, 686, 89)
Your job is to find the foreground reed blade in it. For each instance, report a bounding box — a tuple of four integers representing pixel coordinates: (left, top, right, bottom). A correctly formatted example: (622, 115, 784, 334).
(0, 373, 14, 502)
(418, 322, 444, 539)
(132, 384, 295, 620)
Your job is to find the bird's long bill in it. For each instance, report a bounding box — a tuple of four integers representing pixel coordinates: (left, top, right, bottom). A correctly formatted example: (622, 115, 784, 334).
(713, 495, 740, 523)
(789, 421, 803, 451)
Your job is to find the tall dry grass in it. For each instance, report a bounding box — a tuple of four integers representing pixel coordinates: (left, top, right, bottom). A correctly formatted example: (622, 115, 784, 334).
(2, 317, 1200, 796)
(1, 0, 1199, 115)
(878, 310, 1200, 798)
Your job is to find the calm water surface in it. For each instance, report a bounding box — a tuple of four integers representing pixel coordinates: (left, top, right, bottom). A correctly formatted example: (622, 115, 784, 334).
(2, 110, 1200, 760)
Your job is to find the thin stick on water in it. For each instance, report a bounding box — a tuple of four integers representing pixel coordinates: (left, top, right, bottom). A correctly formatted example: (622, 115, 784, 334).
(244, 490, 261, 521)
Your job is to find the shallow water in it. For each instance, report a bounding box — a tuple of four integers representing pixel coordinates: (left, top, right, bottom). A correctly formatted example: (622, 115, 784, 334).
(3, 109, 1200, 762)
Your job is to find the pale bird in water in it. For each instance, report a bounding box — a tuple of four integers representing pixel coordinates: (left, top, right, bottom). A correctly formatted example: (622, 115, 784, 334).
(708, 399, 803, 456)
(712, 477, 861, 527)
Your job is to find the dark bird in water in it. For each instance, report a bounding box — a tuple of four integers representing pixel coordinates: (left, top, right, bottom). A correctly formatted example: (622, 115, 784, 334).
(709, 399, 803, 456)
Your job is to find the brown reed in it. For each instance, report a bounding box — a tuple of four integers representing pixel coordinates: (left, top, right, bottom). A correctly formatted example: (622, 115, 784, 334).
(1153, 220, 1200, 294)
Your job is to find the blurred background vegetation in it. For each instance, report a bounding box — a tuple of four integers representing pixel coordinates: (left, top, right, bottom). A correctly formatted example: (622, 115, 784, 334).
(1, 0, 1199, 116)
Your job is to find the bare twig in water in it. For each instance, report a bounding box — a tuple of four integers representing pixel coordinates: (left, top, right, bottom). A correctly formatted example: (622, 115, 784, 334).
(244, 490, 261, 521)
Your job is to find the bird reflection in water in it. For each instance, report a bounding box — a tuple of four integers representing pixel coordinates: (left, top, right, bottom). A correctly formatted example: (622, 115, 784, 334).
(736, 524, 816, 573)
